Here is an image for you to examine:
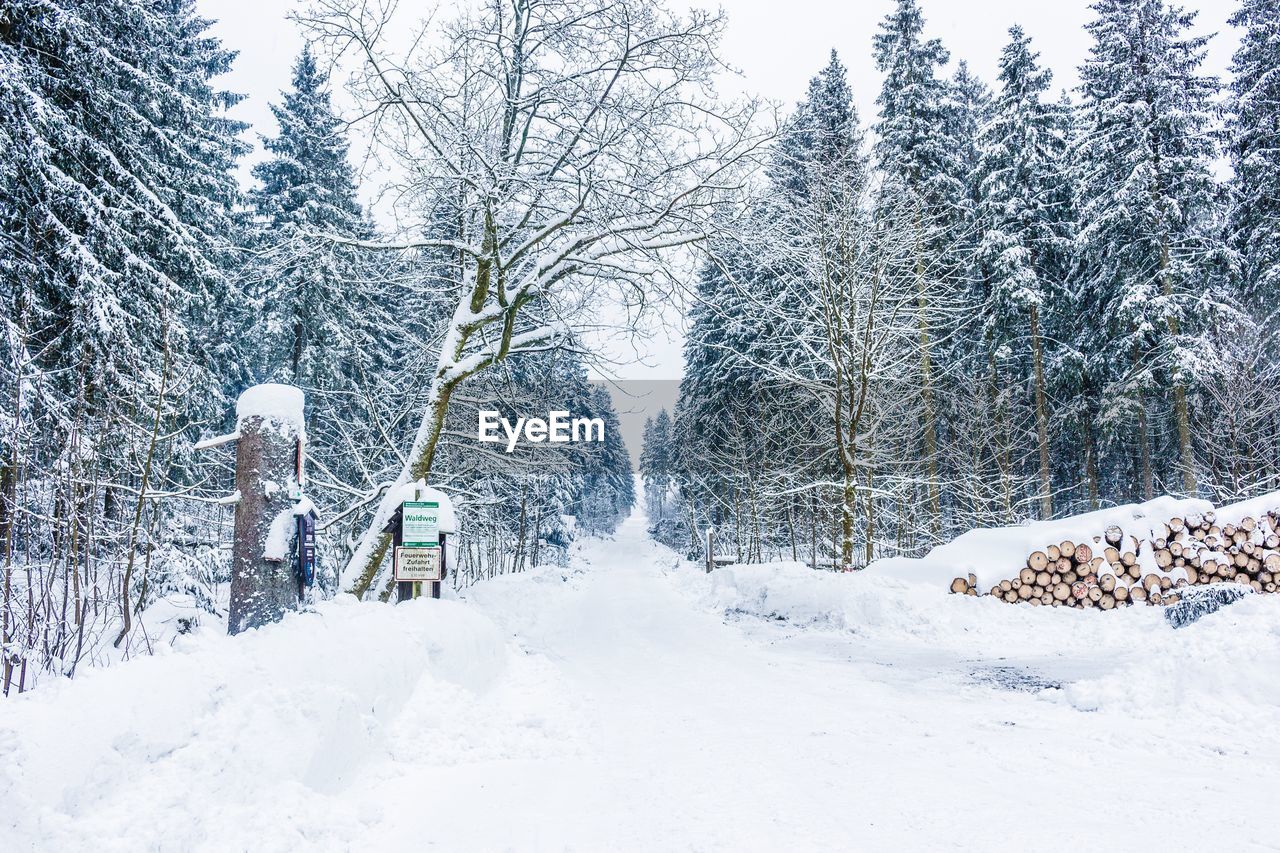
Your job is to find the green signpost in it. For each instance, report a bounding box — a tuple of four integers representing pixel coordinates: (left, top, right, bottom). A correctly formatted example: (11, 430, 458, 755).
(402, 501, 440, 547)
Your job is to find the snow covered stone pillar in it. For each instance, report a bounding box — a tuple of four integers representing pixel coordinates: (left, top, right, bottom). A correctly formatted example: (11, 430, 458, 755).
(228, 384, 307, 635)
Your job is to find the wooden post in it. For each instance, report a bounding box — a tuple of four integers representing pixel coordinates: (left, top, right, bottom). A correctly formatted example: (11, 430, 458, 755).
(228, 385, 306, 635)
(706, 527, 714, 574)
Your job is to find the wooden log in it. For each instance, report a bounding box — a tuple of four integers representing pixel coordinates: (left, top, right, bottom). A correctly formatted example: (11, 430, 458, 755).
(1036, 570, 1052, 587)
(1235, 572, 1251, 585)
(1121, 551, 1137, 567)
(1046, 544, 1061, 561)
(1250, 580, 1263, 593)
(1053, 582, 1071, 601)
(1168, 517, 1185, 534)
(1241, 515, 1257, 532)
(1142, 573, 1160, 592)
(950, 577, 970, 594)
(1186, 511, 1204, 529)
(1155, 549, 1173, 568)
(1105, 525, 1124, 545)
(1204, 510, 1217, 525)
(1100, 594, 1115, 610)
(1029, 596, 1042, 606)
(1159, 576, 1172, 591)
(1088, 586, 1103, 602)
(1020, 567, 1036, 585)
(1040, 593, 1053, 605)
(1114, 585, 1130, 602)
(1183, 566, 1198, 584)
(1012, 578, 1022, 589)
(1028, 551, 1050, 572)
(989, 586, 1001, 597)
(1099, 573, 1116, 593)
(1004, 590, 1019, 603)
(1000, 579, 1013, 592)
(1059, 540, 1076, 559)
(1062, 570, 1078, 584)
(1104, 546, 1120, 564)
(1018, 584, 1033, 600)
(1130, 585, 1148, 602)
(1074, 543, 1093, 563)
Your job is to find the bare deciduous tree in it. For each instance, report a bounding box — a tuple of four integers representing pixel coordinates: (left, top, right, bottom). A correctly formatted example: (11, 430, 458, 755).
(300, 0, 768, 597)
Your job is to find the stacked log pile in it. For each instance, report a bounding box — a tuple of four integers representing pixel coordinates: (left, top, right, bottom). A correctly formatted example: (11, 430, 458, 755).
(950, 507, 1280, 609)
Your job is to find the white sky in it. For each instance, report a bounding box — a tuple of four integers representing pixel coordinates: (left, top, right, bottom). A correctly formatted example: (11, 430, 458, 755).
(200, 0, 1241, 380)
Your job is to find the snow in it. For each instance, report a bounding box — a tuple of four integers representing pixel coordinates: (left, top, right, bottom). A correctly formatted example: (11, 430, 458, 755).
(865, 494, 1215, 590)
(261, 497, 317, 562)
(3, 511, 1278, 851)
(192, 429, 240, 450)
(386, 480, 458, 534)
(235, 383, 305, 435)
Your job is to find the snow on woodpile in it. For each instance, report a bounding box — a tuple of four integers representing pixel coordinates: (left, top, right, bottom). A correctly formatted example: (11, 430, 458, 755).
(868, 490, 1280, 612)
(235, 383, 305, 436)
(866, 495, 1209, 590)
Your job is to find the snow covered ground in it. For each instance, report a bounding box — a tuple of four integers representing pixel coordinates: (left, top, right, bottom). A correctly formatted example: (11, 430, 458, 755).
(3, 512, 1279, 852)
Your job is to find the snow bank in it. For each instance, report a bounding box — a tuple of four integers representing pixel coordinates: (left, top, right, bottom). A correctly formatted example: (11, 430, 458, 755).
(865, 495, 1213, 590)
(0, 596, 509, 850)
(673, 558, 1280, 720)
(235, 382, 305, 435)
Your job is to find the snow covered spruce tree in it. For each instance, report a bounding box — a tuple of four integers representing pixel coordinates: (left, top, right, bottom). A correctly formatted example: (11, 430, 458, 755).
(249, 45, 384, 392)
(974, 26, 1076, 519)
(0, 0, 247, 684)
(301, 0, 765, 599)
(1073, 0, 1223, 499)
(640, 410, 675, 523)
(1225, 0, 1280, 312)
(871, 0, 967, 538)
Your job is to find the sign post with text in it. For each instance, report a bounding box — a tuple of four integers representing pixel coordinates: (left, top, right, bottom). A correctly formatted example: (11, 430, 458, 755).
(395, 500, 446, 600)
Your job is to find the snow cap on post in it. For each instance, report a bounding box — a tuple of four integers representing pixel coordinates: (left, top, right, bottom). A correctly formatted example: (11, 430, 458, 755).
(236, 383, 306, 436)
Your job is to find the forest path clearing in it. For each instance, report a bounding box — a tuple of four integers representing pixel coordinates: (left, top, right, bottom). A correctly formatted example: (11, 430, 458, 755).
(353, 512, 1279, 852)
(4, 510, 1277, 852)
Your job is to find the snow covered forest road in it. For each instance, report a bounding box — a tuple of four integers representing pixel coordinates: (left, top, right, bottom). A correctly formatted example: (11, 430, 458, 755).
(4, 511, 1279, 851)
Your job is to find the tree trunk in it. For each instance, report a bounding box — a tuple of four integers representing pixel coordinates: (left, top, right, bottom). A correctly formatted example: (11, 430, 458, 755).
(1083, 410, 1100, 509)
(228, 397, 304, 635)
(1159, 239, 1196, 495)
(1029, 304, 1053, 518)
(915, 215, 940, 533)
(1134, 348, 1154, 501)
